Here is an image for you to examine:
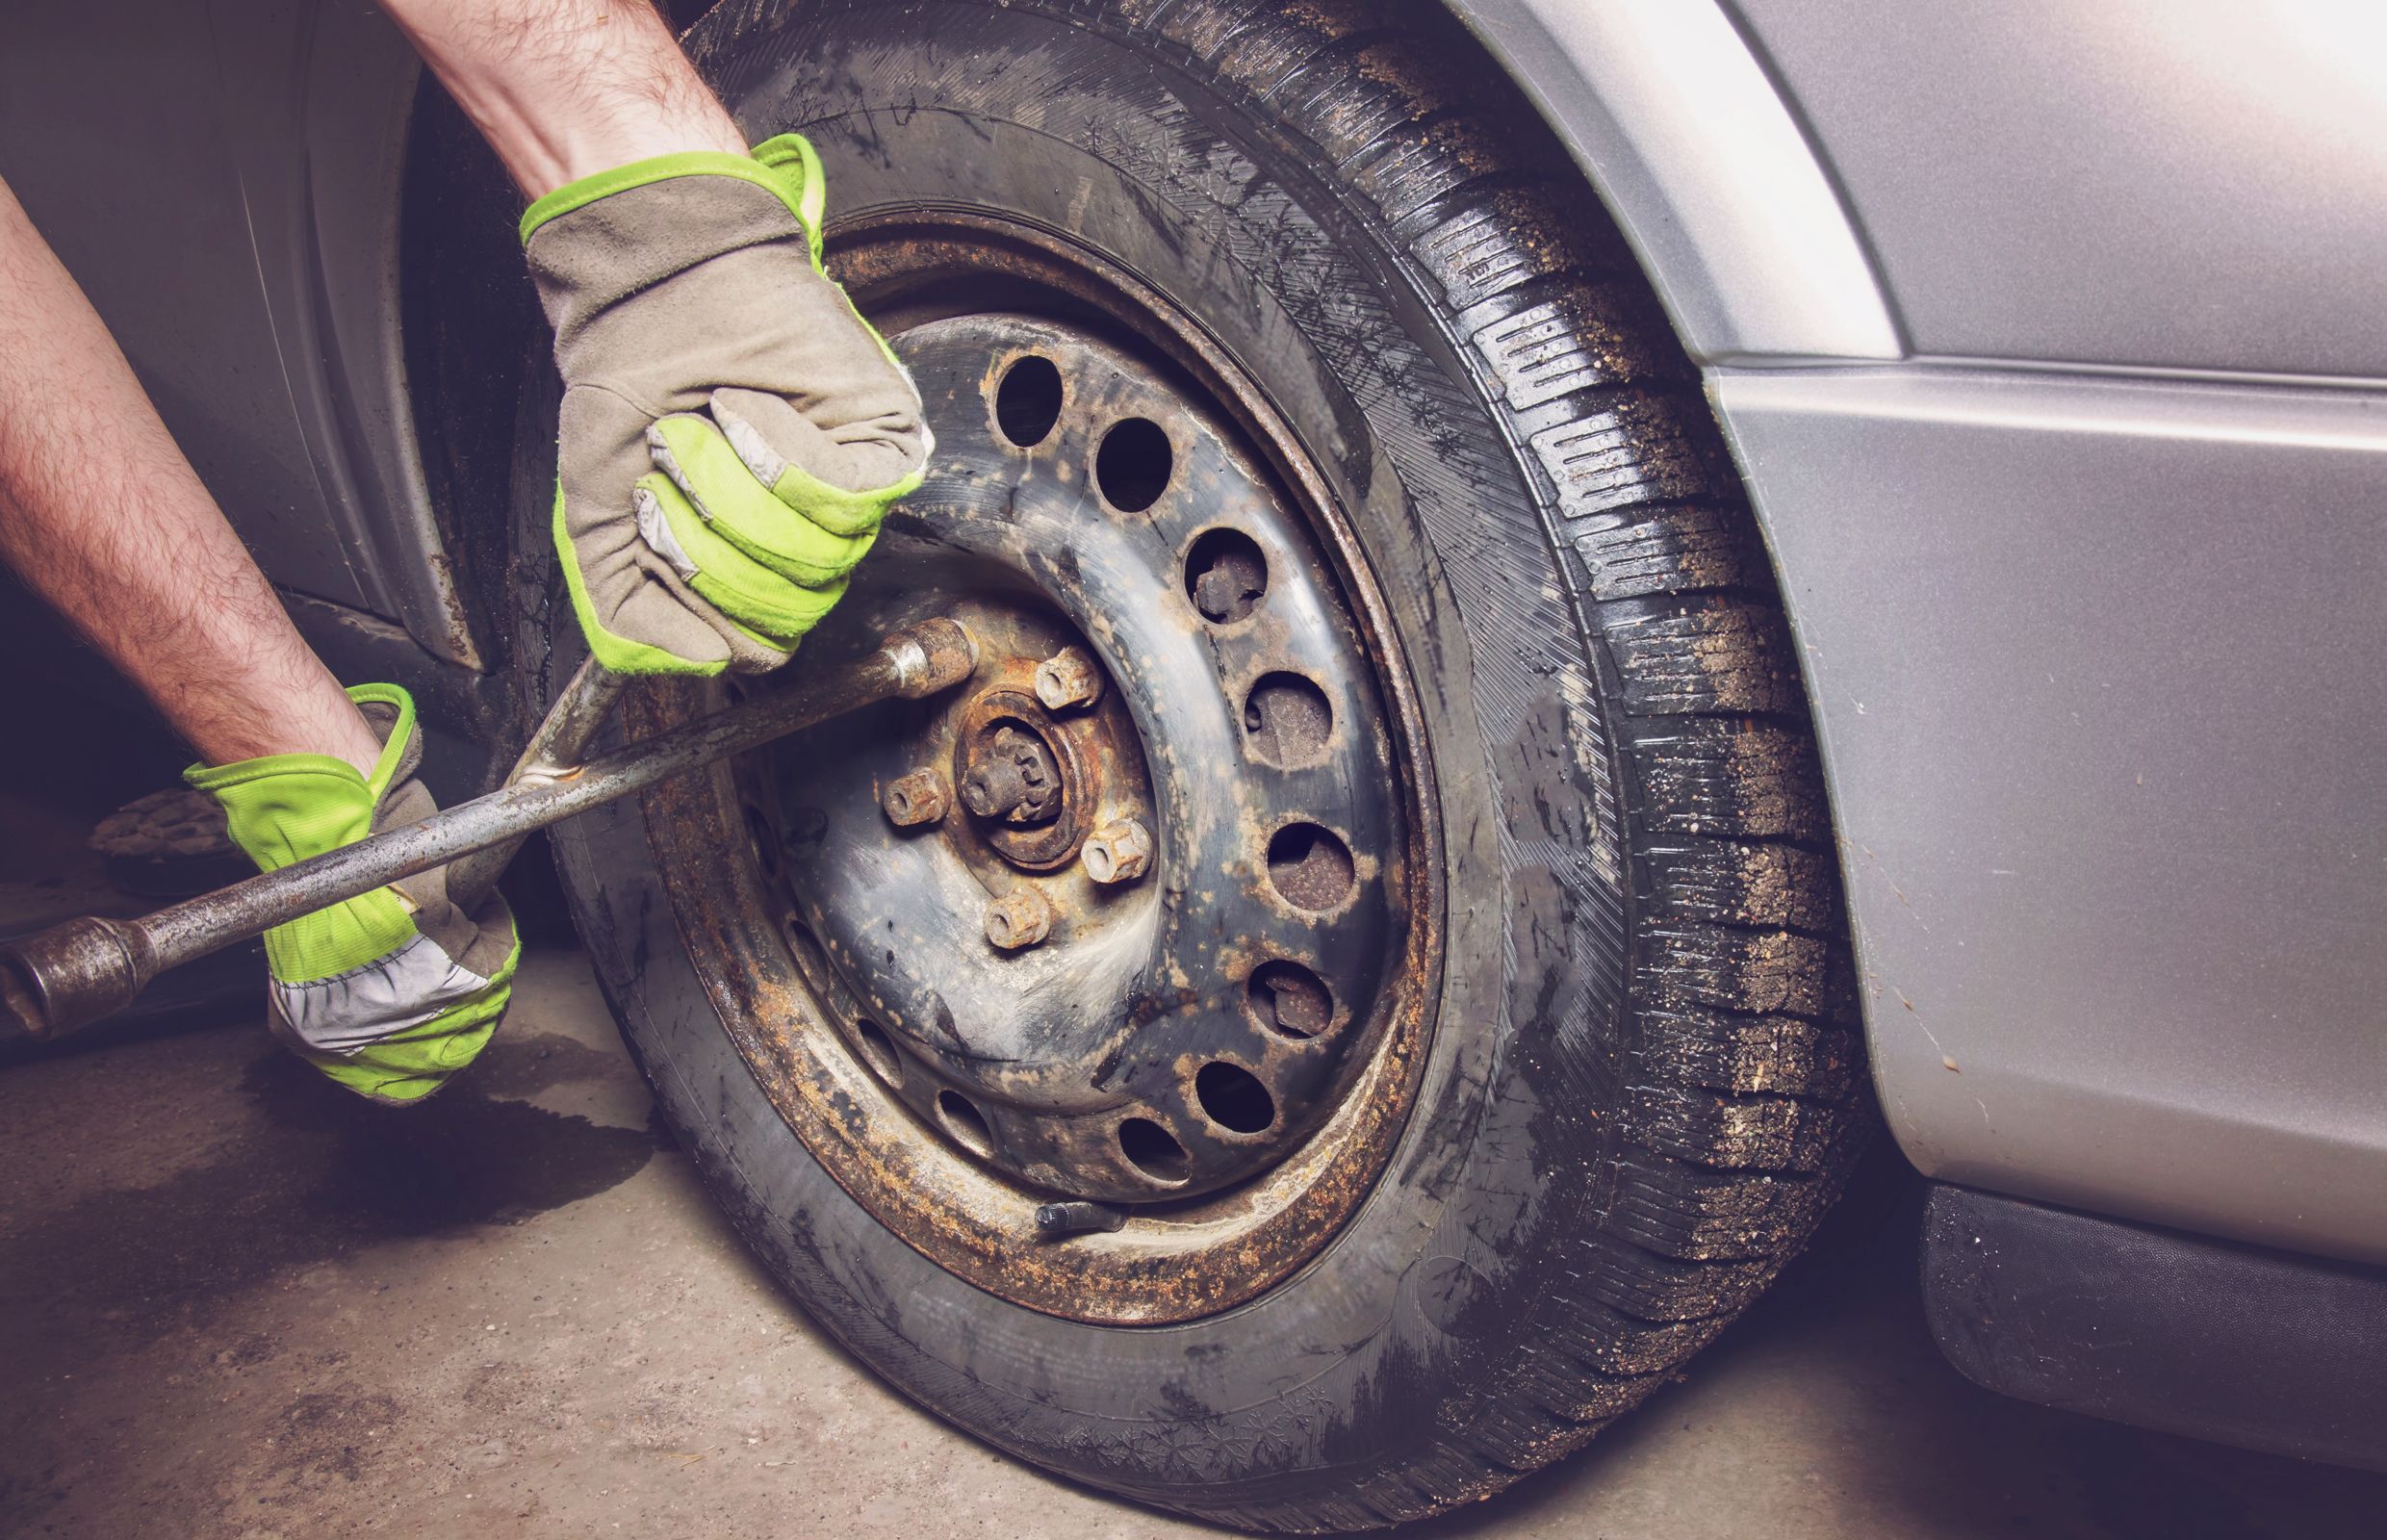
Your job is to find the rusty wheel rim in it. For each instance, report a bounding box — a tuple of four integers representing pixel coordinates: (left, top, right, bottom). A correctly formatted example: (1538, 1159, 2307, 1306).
(632, 215, 1443, 1324)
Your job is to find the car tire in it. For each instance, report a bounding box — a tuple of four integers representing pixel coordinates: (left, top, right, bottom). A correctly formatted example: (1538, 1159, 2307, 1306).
(495, 0, 1870, 1528)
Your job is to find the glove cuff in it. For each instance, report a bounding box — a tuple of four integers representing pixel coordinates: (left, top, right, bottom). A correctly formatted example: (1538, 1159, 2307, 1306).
(183, 684, 425, 987)
(182, 683, 421, 872)
(518, 134, 824, 254)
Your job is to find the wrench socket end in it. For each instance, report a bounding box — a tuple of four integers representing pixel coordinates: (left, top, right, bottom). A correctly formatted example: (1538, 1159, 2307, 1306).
(0, 915, 153, 1042)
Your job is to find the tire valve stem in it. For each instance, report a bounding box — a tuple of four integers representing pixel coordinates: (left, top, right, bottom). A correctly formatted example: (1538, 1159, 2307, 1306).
(1034, 1200, 1130, 1239)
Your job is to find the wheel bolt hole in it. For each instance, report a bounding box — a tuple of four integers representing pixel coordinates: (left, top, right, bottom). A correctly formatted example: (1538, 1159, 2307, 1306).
(1265, 822, 1356, 911)
(852, 1017, 904, 1088)
(744, 804, 783, 880)
(1184, 527, 1268, 624)
(1248, 960, 1335, 1040)
(937, 1090, 995, 1159)
(1095, 418, 1174, 512)
(1243, 672, 1333, 767)
(994, 354, 1064, 448)
(1117, 1116, 1192, 1185)
(1194, 1062, 1276, 1134)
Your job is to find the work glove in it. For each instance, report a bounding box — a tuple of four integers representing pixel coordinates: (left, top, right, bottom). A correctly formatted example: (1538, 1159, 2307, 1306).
(186, 685, 520, 1105)
(522, 132, 931, 676)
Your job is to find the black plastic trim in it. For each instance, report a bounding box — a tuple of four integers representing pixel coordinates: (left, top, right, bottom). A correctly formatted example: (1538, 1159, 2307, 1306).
(1923, 1183, 2387, 1472)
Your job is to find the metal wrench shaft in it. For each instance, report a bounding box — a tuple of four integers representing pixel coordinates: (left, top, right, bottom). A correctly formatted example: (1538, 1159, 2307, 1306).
(443, 654, 630, 917)
(0, 618, 976, 1042)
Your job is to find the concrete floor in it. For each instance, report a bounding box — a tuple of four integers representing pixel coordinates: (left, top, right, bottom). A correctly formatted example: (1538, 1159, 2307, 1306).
(5, 946, 2383, 1539)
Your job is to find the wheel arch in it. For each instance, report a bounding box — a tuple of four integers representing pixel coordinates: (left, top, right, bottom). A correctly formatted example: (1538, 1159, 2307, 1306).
(225, 1, 487, 676)
(1438, 0, 1901, 367)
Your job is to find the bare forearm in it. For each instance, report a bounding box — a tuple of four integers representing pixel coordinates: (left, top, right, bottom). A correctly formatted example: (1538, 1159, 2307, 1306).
(0, 180, 379, 773)
(380, 0, 745, 198)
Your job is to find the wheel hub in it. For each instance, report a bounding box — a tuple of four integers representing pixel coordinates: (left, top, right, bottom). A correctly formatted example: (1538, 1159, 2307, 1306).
(762, 315, 1408, 1205)
(957, 720, 1064, 827)
(946, 680, 1100, 870)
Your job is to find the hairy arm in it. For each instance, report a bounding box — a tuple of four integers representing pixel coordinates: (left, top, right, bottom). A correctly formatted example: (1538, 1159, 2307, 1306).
(0, 178, 383, 774)
(379, 0, 746, 197)
(0, 5, 750, 776)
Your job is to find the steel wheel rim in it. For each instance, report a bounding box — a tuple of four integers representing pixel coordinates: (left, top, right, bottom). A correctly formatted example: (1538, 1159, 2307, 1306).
(631, 212, 1445, 1323)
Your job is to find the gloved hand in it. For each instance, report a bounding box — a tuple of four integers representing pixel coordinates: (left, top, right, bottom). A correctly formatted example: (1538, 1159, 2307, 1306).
(187, 685, 520, 1104)
(522, 132, 931, 676)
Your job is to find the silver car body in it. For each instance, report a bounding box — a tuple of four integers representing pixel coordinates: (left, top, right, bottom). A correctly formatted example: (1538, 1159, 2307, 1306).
(6, 1, 2380, 1265)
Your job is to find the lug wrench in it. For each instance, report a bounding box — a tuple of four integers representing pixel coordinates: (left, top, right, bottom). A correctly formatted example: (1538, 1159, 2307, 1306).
(0, 617, 977, 1043)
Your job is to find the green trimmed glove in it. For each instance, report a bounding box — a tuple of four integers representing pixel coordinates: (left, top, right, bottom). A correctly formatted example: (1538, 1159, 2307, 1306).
(186, 685, 521, 1105)
(522, 132, 931, 676)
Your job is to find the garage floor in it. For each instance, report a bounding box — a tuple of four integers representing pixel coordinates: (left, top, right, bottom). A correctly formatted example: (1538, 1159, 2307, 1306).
(5, 943, 2384, 1539)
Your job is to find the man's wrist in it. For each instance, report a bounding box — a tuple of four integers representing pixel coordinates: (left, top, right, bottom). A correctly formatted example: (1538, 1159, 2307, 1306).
(380, 0, 749, 202)
(512, 118, 752, 203)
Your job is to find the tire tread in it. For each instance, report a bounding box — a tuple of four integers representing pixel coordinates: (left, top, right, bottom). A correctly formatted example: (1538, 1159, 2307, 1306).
(1108, 2, 1869, 1527)
(653, 3, 1872, 1530)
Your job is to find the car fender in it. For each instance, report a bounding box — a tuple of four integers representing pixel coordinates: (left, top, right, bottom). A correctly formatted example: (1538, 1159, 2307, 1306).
(1450, 0, 2387, 1267)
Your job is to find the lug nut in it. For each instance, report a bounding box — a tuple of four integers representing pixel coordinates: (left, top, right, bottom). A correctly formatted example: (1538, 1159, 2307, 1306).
(1033, 645, 1104, 712)
(1081, 818, 1153, 885)
(882, 768, 950, 828)
(984, 886, 1056, 950)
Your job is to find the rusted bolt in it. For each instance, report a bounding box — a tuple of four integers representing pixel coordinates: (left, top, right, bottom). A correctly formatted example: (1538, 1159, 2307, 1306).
(1081, 818, 1153, 885)
(1032, 645, 1104, 712)
(984, 886, 1056, 950)
(882, 768, 950, 828)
